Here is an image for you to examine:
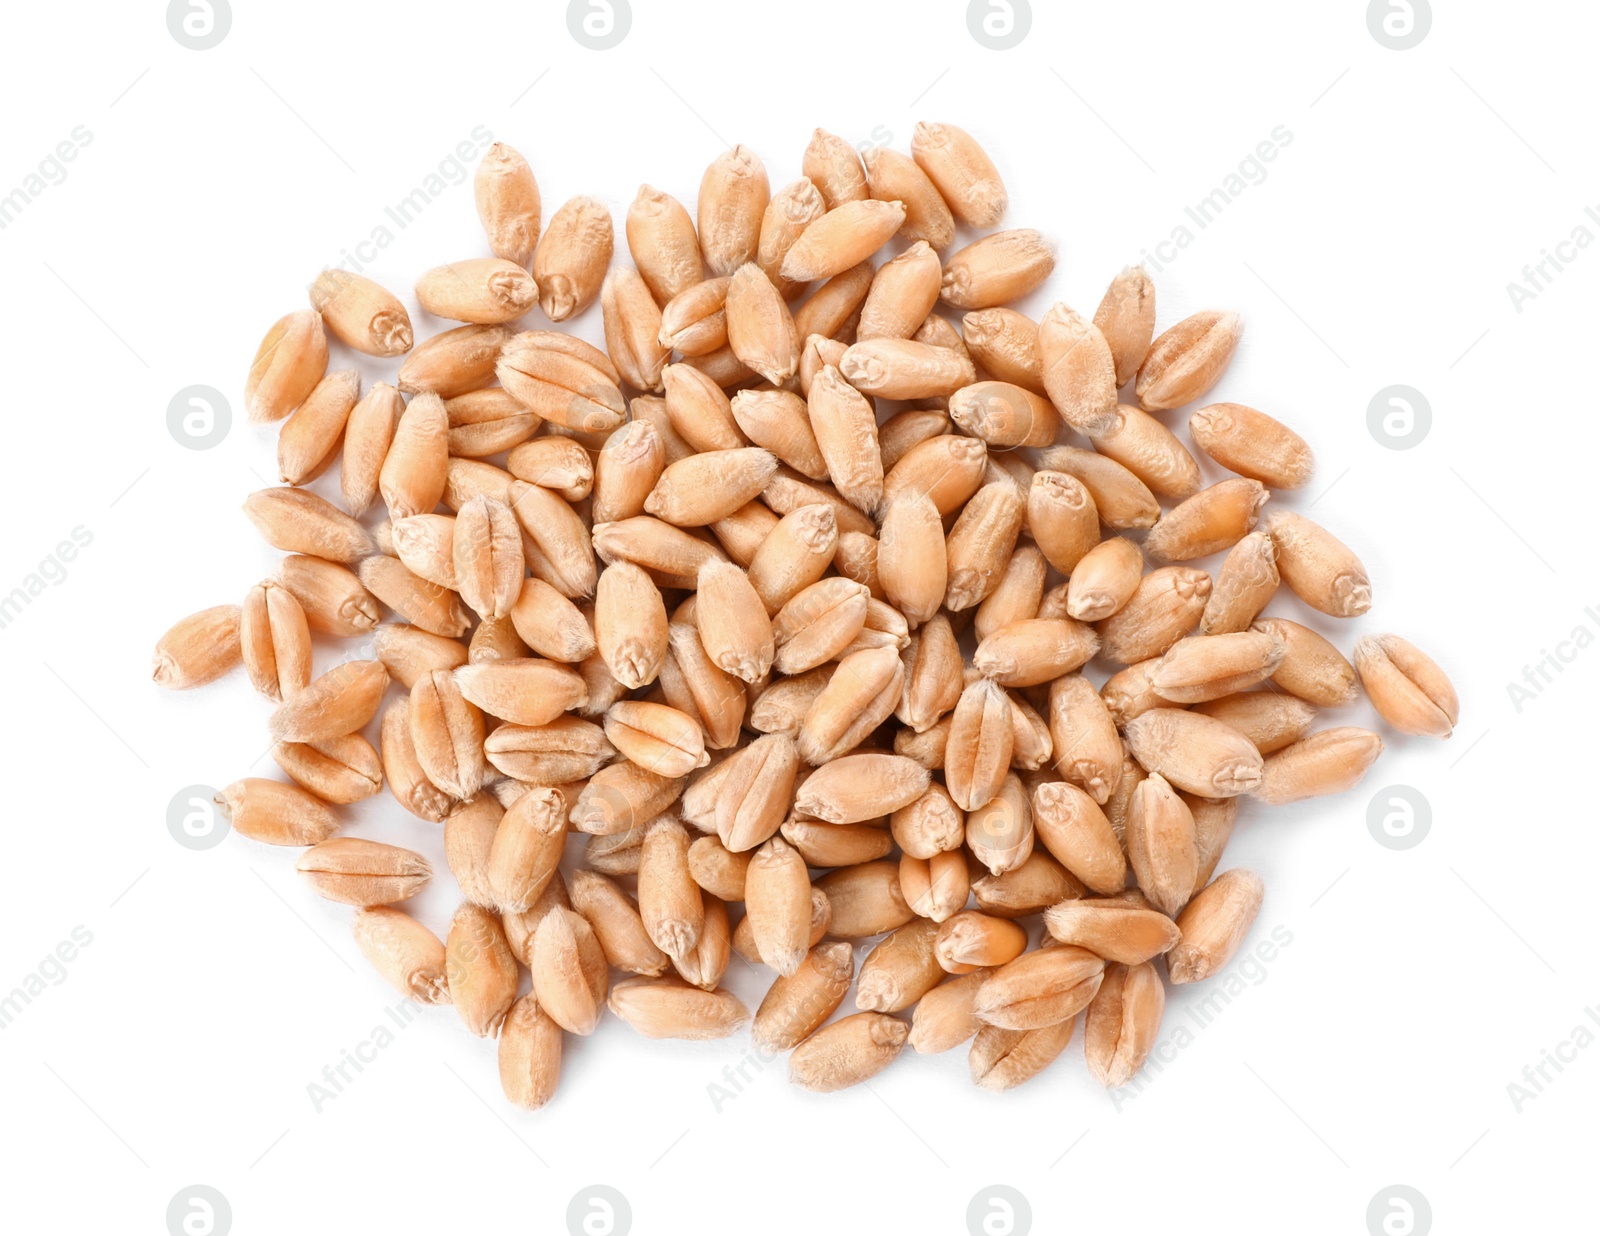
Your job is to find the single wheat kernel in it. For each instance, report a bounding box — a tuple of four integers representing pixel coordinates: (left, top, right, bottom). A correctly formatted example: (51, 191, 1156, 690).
(863, 145, 955, 249)
(813, 860, 915, 936)
(941, 230, 1056, 309)
(1125, 774, 1199, 918)
(446, 388, 538, 458)
(782, 199, 906, 283)
(671, 890, 732, 989)
(907, 970, 991, 1054)
(1150, 631, 1287, 705)
(268, 659, 389, 745)
(1253, 618, 1358, 707)
(1038, 303, 1118, 439)
(244, 487, 375, 563)
(807, 365, 884, 515)
(789, 1012, 909, 1092)
(278, 368, 359, 485)
(1067, 538, 1144, 623)
(602, 266, 669, 391)
(1092, 404, 1203, 499)
(754, 941, 854, 1052)
(1096, 567, 1212, 665)
(245, 309, 328, 423)
(446, 903, 518, 1037)
(726, 265, 800, 385)
(965, 774, 1035, 878)
(532, 906, 609, 1034)
(608, 977, 749, 1040)
(1084, 961, 1165, 1086)
(937, 910, 1029, 974)
(974, 545, 1046, 645)
(970, 1018, 1076, 1091)
(499, 993, 562, 1110)
(1093, 266, 1156, 386)
(272, 733, 382, 805)
(973, 852, 1085, 919)
(1027, 471, 1102, 575)
(1253, 727, 1384, 805)
(626, 184, 702, 305)
(214, 778, 339, 847)
(443, 796, 501, 910)
(911, 122, 1007, 228)
(416, 258, 538, 325)
(533, 195, 613, 321)
(858, 918, 946, 1012)
(1123, 708, 1264, 798)
(945, 678, 1014, 812)
(1167, 869, 1264, 983)
(381, 700, 453, 823)
(152, 605, 243, 690)
(474, 142, 540, 265)
(507, 436, 593, 500)
(973, 946, 1105, 1031)
(311, 270, 413, 357)
(803, 129, 868, 210)
(1264, 510, 1372, 618)
(699, 145, 770, 278)
(1143, 479, 1268, 563)
(1136, 309, 1243, 411)
(962, 307, 1043, 393)
(1030, 781, 1127, 895)
(948, 381, 1058, 450)
(1190, 402, 1314, 489)
(1201, 530, 1279, 634)
(354, 907, 451, 1006)
(1354, 634, 1459, 738)
(398, 326, 511, 401)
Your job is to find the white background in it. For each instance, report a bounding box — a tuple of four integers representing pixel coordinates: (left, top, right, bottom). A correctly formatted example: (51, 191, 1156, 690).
(0, 1, 1588, 1233)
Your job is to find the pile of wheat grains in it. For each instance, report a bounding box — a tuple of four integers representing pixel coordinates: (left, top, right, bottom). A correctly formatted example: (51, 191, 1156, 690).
(152, 124, 1459, 1106)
